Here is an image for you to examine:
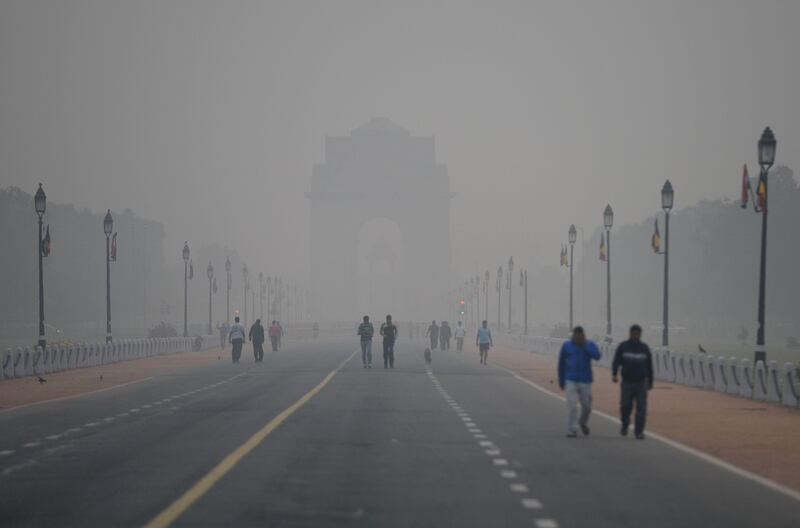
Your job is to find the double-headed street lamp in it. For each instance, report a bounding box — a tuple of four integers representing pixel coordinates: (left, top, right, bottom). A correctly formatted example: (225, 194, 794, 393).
(507, 256, 514, 330)
(660, 181, 674, 347)
(225, 257, 231, 326)
(266, 275, 272, 323)
(568, 224, 577, 330)
(207, 262, 214, 334)
(34, 184, 47, 349)
(104, 210, 114, 343)
(603, 205, 614, 341)
(182, 242, 190, 337)
(755, 127, 777, 363)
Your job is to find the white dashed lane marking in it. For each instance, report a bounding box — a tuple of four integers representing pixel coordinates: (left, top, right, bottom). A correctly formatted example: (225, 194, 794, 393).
(2, 370, 249, 466)
(425, 366, 555, 526)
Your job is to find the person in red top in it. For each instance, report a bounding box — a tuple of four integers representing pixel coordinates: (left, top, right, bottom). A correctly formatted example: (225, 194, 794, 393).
(269, 320, 281, 352)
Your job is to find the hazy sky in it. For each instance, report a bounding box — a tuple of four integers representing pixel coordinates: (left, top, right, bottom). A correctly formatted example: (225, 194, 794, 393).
(2, 1, 798, 284)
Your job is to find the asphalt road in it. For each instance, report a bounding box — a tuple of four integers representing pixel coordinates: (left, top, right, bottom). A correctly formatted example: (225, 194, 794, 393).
(1, 336, 798, 527)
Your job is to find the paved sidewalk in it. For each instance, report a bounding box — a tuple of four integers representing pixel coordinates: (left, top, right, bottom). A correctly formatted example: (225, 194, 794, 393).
(0, 346, 227, 411)
(490, 344, 800, 493)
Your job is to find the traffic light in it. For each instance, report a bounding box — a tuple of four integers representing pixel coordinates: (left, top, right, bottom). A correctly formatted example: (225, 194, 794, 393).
(459, 299, 466, 316)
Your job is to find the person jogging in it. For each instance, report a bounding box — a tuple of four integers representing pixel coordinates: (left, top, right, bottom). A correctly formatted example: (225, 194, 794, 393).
(425, 321, 439, 351)
(228, 316, 246, 364)
(476, 320, 493, 364)
(454, 321, 466, 351)
(249, 318, 265, 363)
(357, 315, 374, 368)
(612, 324, 654, 440)
(558, 326, 601, 438)
(380, 314, 398, 369)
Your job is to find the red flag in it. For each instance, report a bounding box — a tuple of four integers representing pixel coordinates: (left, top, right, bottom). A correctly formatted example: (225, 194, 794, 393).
(740, 164, 750, 209)
(110, 232, 117, 261)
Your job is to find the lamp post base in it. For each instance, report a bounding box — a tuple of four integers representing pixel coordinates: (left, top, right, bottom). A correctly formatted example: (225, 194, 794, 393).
(754, 348, 766, 365)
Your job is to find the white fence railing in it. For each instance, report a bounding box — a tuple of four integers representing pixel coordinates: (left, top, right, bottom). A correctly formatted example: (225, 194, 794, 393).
(494, 333, 800, 409)
(1, 334, 218, 381)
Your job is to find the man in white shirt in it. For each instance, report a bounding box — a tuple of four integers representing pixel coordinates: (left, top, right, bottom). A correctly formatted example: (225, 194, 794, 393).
(228, 316, 246, 364)
(454, 321, 466, 352)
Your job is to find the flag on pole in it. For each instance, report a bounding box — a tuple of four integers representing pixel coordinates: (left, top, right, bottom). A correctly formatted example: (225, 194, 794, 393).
(757, 175, 766, 212)
(189, 259, 194, 279)
(42, 225, 51, 257)
(559, 244, 567, 267)
(110, 232, 117, 261)
(740, 164, 751, 209)
(213, 276, 218, 294)
(651, 219, 661, 253)
(599, 233, 607, 261)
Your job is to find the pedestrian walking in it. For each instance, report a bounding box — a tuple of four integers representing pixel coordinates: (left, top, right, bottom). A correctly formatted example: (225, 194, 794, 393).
(249, 318, 265, 363)
(612, 324, 653, 440)
(439, 321, 451, 351)
(269, 320, 280, 352)
(476, 320, 493, 364)
(454, 321, 466, 352)
(358, 315, 374, 368)
(228, 316, 246, 364)
(558, 326, 601, 437)
(425, 320, 439, 351)
(380, 314, 398, 368)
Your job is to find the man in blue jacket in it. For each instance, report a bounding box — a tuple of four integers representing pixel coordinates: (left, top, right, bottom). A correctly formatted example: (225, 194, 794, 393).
(558, 326, 602, 437)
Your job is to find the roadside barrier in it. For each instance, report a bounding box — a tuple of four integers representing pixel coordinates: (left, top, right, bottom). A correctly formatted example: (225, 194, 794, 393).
(0, 335, 218, 382)
(493, 332, 800, 409)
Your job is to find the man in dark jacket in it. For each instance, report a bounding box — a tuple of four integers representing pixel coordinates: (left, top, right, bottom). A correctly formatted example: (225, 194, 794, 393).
(380, 314, 398, 369)
(558, 326, 601, 437)
(425, 321, 439, 351)
(612, 324, 654, 440)
(249, 319, 265, 363)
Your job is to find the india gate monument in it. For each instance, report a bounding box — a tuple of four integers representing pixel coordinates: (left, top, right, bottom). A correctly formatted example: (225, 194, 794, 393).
(307, 118, 453, 322)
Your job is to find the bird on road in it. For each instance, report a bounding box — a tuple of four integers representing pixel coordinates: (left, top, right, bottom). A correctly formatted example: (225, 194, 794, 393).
(697, 345, 707, 354)
(37, 376, 47, 384)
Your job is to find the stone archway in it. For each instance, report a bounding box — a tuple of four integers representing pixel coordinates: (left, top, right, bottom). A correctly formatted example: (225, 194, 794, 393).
(307, 118, 453, 322)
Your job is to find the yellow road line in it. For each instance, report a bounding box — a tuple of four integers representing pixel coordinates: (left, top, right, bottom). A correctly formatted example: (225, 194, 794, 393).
(144, 350, 357, 528)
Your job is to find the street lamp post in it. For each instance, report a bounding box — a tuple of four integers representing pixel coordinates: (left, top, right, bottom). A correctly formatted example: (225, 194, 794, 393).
(475, 275, 480, 331)
(661, 181, 674, 347)
(225, 257, 231, 326)
(182, 242, 190, 337)
(569, 224, 577, 330)
(34, 183, 46, 349)
(243, 265, 249, 329)
(603, 205, 614, 341)
(266, 276, 272, 323)
(755, 127, 777, 364)
(522, 269, 528, 335)
(104, 210, 114, 343)
(259, 272, 264, 320)
(507, 257, 514, 331)
(484, 271, 489, 324)
(207, 262, 214, 334)
(496, 266, 503, 330)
